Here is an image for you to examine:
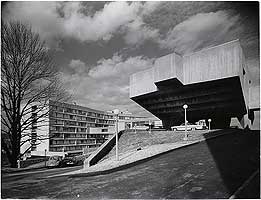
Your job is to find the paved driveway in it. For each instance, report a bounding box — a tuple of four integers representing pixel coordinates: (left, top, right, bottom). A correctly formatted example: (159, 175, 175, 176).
(2, 130, 259, 199)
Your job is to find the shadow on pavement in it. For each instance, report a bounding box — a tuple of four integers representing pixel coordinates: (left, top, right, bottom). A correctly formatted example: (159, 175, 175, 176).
(203, 129, 260, 199)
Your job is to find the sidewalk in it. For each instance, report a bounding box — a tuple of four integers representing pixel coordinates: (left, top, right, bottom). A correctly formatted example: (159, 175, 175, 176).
(50, 129, 236, 178)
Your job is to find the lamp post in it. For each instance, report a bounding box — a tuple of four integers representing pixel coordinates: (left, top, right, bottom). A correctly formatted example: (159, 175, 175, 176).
(113, 109, 119, 161)
(44, 149, 47, 167)
(148, 120, 152, 134)
(208, 119, 212, 131)
(183, 104, 188, 141)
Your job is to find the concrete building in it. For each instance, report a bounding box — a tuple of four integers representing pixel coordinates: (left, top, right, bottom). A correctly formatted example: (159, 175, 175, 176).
(130, 40, 260, 130)
(24, 101, 152, 157)
(29, 101, 116, 157)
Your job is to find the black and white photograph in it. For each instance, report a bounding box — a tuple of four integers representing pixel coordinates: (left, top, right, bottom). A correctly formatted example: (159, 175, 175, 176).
(1, 1, 260, 199)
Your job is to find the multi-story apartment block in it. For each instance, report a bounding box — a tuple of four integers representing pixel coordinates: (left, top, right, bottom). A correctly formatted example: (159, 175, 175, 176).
(29, 100, 116, 157)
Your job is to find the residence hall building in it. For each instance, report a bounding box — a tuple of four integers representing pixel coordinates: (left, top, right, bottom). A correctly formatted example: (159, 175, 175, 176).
(29, 101, 148, 157)
(130, 40, 260, 130)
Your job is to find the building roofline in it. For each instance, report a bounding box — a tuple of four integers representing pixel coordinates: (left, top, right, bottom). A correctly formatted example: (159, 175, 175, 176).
(183, 39, 240, 57)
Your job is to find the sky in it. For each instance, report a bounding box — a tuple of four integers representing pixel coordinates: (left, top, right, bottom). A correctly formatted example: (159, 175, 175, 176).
(2, 1, 259, 117)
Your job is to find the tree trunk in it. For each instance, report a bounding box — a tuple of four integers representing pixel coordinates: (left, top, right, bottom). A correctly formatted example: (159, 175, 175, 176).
(10, 156, 18, 168)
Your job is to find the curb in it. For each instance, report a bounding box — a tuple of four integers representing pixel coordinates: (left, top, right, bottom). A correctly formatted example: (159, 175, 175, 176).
(64, 129, 237, 178)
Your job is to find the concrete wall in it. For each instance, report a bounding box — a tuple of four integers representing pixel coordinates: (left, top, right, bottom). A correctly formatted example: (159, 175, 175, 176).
(249, 85, 260, 109)
(130, 68, 157, 98)
(250, 110, 260, 130)
(20, 104, 50, 155)
(84, 130, 124, 167)
(183, 40, 241, 85)
(34, 106, 50, 152)
(154, 53, 183, 83)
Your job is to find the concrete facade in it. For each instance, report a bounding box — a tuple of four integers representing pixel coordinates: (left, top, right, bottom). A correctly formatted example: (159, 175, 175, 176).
(130, 40, 260, 130)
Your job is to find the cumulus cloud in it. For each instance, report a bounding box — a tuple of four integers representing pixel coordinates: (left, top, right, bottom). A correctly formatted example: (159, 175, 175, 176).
(160, 10, 240, 54)
(62, 1, 141, 42)
(2, 1, 161, 48)
(123, 18, 160, 45)
(68, 59, 90, 74)
(2, 1, 64, 49)
(60, 55, 154, 114)
(89, 54, 154, 84)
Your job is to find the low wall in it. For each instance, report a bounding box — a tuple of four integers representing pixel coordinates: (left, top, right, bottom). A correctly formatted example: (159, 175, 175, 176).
(84, 130, 124, 167)
(20, 157, 48, 168)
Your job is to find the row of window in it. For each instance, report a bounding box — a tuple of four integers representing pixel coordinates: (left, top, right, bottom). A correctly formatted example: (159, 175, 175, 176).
(119, 116, 138, 120)
(50, 112, 115, 124)
(50, 105, 114, 119)
(51, 126, 87, 133)
(51, 133, 110, 139)
(50, 119, 114, 127)
(49, 144, 100, 152)
(50, 139, 96, 145)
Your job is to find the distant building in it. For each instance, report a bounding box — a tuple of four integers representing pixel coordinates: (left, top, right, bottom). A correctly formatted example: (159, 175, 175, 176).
(107, 110, 154, 130)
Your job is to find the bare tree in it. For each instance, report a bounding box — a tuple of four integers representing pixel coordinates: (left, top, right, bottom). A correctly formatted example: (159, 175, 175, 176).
(1, 21, 70, 168)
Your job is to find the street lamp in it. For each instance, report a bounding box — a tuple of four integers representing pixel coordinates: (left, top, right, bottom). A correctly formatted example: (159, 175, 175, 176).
(113, 109, 120, 161)
(44, 149, 47, 167)
(183, 104, 188, 141)
(148, 120, 152, 134)
(208, 119, 212, 131)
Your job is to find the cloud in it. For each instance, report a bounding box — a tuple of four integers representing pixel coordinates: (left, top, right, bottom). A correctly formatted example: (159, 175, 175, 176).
(68, 59, 90, 74)
(2, 1, 161, 48)
(123, 18, 160, 46)
(59, 55, 154, 114)
(2, 1, 64, 49)
(62, 1, 141, 42)
(89, 54, 154, 85)
(159, 10, 240, 54)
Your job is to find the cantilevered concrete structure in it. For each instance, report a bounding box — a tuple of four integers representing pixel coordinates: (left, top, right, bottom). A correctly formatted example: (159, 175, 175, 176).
(130, 40, 260, 130)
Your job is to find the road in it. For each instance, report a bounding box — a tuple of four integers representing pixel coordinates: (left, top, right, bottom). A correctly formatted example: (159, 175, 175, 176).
(2, 130, 259, 199)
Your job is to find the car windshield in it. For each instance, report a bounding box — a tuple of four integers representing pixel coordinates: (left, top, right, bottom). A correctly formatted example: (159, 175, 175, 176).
(180, 123, 193, 126)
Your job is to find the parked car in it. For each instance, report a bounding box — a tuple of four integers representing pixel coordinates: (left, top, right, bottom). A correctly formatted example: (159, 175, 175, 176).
(194, 123, 208, 130)
(46, 156, 63, 168)
(172, 123, 193, 131)
(171, 122, 207, 131)
(47, 156, 81, 168)
(59, 157, 79, 167)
